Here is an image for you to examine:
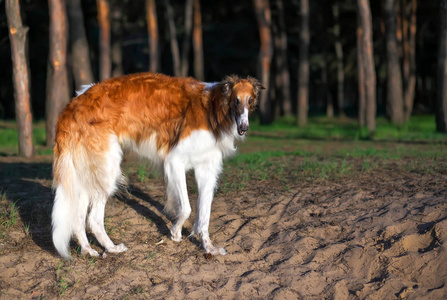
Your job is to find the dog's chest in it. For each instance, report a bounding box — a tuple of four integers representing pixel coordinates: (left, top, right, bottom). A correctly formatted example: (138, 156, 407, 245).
(168, 129, 236, 167)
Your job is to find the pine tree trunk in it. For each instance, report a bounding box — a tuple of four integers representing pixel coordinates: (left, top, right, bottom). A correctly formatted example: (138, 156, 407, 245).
(164, 0, 181, 76)
(67, 0, 94, 89)
(5, 0, 34, 157)
(46, 0, 70, 147)
(323, 56, 334, 118)
(273, 0, 291, 116)
(193, 0, 204, 80)
(357, 0, 376, 135)
(436, 0, 447, 132)
(111, 4, 123, 77)
(146, 0, 159, 73)
(181, 0, 194, 77)
(402, 0, 417, 121)
(385, 0, 405, 125)
(297, 0, 309, 127)
(97, 0, 111, 81)
(253, 0, 273, 125)
(333, 2, 345, 117)
(357, 14, 366, 127)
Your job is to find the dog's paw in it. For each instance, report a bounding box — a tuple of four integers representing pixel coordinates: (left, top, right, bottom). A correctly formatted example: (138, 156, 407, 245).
(170, 229, 183, 242)
(107, 243, 128, 253)
(81, 246, 100, 257)
(170, 235, 183, 242)
(205, 245, 227, 256)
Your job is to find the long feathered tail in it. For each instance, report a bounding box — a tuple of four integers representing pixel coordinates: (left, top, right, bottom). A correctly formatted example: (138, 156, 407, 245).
(52, 152, 78, 259)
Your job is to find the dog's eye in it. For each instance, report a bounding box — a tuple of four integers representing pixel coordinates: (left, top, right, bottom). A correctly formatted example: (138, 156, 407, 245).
(248, 97, 253, 105)
(234, 97, 240, 105)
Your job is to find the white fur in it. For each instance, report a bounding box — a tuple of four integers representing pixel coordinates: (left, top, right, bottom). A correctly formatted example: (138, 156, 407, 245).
(237, 107, 249, 132)
(52, 135, 127, 259)
(163, 129, 236, 255)
(204, 82, 218, 91)
(120, 134, 165, 172)
(75, 83, 95, 96)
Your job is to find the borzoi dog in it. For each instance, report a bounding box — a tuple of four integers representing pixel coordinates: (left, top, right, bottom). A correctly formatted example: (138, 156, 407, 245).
(52, 73, 262, 259)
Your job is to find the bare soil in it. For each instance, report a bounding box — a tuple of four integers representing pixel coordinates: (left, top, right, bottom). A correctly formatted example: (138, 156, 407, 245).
(0, 140, 446, 299)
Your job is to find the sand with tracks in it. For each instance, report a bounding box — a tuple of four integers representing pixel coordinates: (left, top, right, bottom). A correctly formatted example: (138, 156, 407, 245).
(0, 143, 446, 299)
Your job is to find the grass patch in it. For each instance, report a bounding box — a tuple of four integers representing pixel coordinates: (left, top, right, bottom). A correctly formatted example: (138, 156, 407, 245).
(0, 121, 50, 156)
(55, 262, 78, 296)
(0, 199, 18, 229)
(0, 121, 46, 146)
(1, 115, 445, 156)
(250, 115, 447, 142)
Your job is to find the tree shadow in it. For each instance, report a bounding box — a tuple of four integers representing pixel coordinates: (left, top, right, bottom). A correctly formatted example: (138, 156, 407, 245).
(0, 160, 180, 256)
(117, 184, 201, 249)
(116, 184, 171, 238)
(0, 161, 55, 255)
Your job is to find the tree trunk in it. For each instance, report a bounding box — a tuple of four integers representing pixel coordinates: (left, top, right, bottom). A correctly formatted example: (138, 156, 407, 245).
(436, 0, 447, 132)
(164, 0, 181, 76)
(357, 13, 366, 127)
(97, 0, 111, 81)
(181, 0, 194, 77)
(5, 0, 34, 157)
(357, 0, 376, 135)
(146, 0, 159, 73)
(46, 0, 70, 147)
(193, 0, 204, 80)
(385, 0, 405, 125)
(253, 0, 273, 124)
(323, 55, 334, 118)
(402, 0, 417, 121)
(333, 2, 345, 117)
(67, 0, 94, 89)
(111, 3, 123, 77)
(272, 0, 291, 117)
(297, 0, 309, 127)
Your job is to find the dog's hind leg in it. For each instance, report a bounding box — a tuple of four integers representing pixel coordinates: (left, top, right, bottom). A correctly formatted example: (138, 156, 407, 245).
(74, 190, 100, 257)
(88, 135, 127, 254)
(192, 152, 226, 255)
(88, 194, 128, 253)
(164, 158, 191, 242)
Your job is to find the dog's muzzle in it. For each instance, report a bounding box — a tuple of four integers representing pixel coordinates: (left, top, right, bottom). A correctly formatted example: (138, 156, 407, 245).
(237, 122, 249, 136)
(236, 107, 249, 136)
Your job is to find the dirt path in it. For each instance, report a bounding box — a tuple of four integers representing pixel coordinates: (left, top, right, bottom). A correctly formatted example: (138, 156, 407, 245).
(0, 148, 446, 299)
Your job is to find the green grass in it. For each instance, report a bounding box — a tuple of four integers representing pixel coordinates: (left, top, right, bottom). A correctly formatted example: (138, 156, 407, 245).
(0, 200, 18, 229)
(221, 115, 447, 189)
(1, 115, 446, 156)
(0, 121, 49, 155)
(250, 115, 447, 141)
(137, 165, 149, 182)
(54, 261, 79, 296)
(0, 121, 46, 146)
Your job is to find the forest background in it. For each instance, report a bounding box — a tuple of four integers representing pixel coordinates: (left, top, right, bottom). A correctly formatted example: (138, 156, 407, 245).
(1, 0, 446, 157)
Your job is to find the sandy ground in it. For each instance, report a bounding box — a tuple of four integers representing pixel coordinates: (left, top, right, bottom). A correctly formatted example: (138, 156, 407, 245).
(0, 143, 446, 299)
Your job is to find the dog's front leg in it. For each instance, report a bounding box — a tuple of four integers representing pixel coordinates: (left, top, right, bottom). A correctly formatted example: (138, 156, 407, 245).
(164, 158, 191, 242)
(192, 157, 226, 255)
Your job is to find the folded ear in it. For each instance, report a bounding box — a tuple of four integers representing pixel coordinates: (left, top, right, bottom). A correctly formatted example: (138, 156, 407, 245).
(247, 76, 265, 99)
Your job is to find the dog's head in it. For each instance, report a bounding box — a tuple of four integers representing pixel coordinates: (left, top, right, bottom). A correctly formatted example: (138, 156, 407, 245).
(220, 75, 264, 136)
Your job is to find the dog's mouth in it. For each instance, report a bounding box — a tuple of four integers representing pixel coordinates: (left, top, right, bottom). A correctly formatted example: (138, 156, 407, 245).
(238, 128, 247, 136)
(237, 123, 248, 136)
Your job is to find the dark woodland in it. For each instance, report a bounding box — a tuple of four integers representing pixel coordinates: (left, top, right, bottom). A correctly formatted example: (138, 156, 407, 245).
(1, 0, 446, 155)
